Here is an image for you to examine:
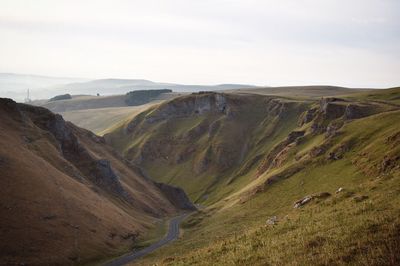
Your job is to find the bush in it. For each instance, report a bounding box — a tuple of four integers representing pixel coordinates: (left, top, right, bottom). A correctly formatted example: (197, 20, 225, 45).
(49, 94, 72, 101)
(125, 89, 172, 106)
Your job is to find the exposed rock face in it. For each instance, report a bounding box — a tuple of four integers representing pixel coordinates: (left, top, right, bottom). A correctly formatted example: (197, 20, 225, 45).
(287, 131, 305, 142)
(19, 104, 131, 198)
(323, 102, 347, 119)
(155, 182, 197, 211)
(344, 104, 372, 119)
(320, 97, 346, 111)
(113, 93, 283, 179)
(93, 159, 127, 197)
(309, 97, 395, 135)
(19, 104, 79, 154)
(325, 121, 344, 137)
(0, 98, 195, 265)
(105, 92, 313, 202)
(266, 98, 292, 118)
(294, 192, 331, 208)
(380, 155, 400, 173)
(308, 97, 391, 135)
(144, 92, 229, 124)
(299, 107, 317, 126)
(257, 131, 305, 176)
(11, 100, 194, 212)
(327, 140, 354, 160)
(309, 145, 327, 157)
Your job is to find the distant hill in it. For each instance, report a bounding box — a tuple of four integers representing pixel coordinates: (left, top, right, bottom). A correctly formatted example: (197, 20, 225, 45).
(34, 91, 182, 113)
(50, 79, 257, 95)
(0, 73, 257, 102)
(225, 85, 372, 98)
(0, 73, 88, 101)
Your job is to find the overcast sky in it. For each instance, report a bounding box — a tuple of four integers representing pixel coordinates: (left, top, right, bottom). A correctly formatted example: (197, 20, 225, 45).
(0, 0, 399, 87)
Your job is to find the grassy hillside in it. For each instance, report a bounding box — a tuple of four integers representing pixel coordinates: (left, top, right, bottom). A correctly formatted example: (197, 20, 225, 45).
(0, 98, 195, 265)
(345, 86, 400, 105)
(31, 91, 183, 135)
(105, 87, 400, 265)
(105, 92, 310, 203)
(225, 85, 372, 98)
(60, 104, 157, 135)
(35, 92, 181, 113)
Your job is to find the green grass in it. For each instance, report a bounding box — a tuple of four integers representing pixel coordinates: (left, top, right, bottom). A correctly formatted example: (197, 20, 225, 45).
(108, 94, 310, 205)
(61, 104, 157, 135)
(133, 219, 169, 249)
(101, 90, 400, 265)
(140, 175, 400, 265)
(133, 108, 400, 265)
(345, 87, 400, 105)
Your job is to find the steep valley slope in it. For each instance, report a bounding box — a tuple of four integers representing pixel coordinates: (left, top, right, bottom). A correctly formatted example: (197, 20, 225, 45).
(105, 89, 399, 204)
(105, 92, 310, 203)
(0, 98, 195, 265)
(105, 88, 400, 265)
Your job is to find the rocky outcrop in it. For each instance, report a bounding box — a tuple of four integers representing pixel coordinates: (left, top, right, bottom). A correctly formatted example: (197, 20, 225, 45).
(16, 103, 138, 202)
(320, 98, 347, 119)
(325, 120, 344, 137)
(93, 159, 127, 197)
(327, 140, 354, 160)
(257, 131, 305, 176)
(299, 107, 317, 126)
(8, 98, 196, 211)
(309, 98, 395, 135)
(0, 98, 198, 265)
(155, 182, 196, 211)
(265, 98, 293, 118)
(143, 92, 230, 124)
(293, 192, 331, 208)
(344, 104, 373, 119)
(380, 155, 400, 173)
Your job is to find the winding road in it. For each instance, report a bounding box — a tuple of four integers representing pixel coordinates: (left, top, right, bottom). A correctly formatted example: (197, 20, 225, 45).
(104, 213, 189, 266)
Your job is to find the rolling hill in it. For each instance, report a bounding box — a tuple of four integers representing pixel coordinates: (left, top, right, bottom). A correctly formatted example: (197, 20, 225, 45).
(30, 90, 184, 134)
(0, 98, 194, 265)
(0, 73, 88, 102)
(60, 104, 158, 135)
(32, 91, 182, 113)
(225, 85, 372, 98)
(0, 73, 257, 102)
(104, 87, 400, 265)
(49, 79, 257, 95)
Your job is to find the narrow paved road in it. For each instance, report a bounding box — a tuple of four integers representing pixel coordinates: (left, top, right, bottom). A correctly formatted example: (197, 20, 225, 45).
(104, 213, 189, 266)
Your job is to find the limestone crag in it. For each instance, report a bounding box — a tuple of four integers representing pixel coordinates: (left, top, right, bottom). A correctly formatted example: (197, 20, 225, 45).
(145, 92, 229, 124)
(155, 182, 197, 210)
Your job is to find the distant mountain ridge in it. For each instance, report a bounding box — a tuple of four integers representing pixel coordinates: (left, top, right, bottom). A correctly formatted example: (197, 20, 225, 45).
(50, 79, 258, 96)
(0, 73, 257, 102)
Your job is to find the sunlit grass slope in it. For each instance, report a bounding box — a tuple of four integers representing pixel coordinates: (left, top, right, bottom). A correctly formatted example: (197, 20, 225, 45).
(134, 101, 400, 266)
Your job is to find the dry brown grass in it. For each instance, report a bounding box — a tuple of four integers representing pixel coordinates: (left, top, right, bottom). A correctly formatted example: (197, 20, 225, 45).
(0, 100, 178, 265)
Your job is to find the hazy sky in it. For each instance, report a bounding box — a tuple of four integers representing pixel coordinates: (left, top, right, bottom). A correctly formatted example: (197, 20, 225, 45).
(0, 0, 399, 87)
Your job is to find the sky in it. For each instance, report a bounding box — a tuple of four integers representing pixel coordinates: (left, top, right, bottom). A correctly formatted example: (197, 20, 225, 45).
(0, 0, 399, 87)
